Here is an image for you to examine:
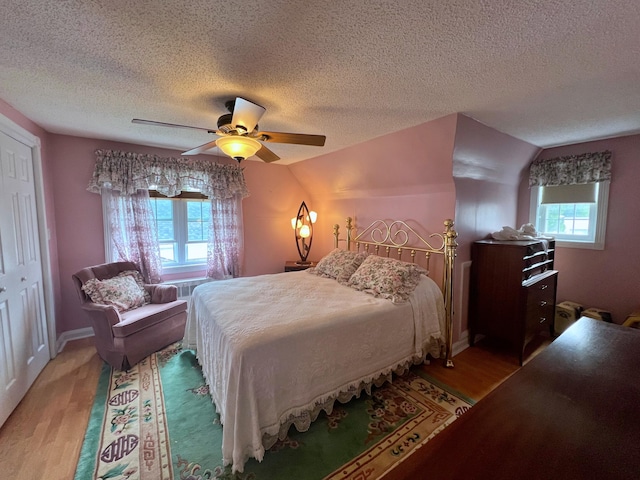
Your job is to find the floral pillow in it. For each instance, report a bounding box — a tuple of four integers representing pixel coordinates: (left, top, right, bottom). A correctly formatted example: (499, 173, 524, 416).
(308, 248, 369, 284)
(82, 275, 147, 312)
(117, 270, 151, 304)
(347, 255, 427, 304)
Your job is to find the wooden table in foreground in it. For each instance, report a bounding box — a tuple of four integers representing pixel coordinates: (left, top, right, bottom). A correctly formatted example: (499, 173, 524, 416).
(384, 317, 640, 480)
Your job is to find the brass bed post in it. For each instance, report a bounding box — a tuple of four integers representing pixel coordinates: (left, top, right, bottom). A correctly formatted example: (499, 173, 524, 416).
(333, 217, 353, 250)
(442, 219, 458, 368)
(334, 219, 354, 250)
(345, 217, 354, 251)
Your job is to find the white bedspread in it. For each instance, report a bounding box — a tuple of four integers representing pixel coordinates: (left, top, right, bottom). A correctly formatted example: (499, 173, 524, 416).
(182, 270, 445, 473)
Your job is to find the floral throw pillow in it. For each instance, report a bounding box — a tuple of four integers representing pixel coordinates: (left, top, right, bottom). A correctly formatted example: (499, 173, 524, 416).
(117, 270, 151, 304)
(308, 248, 369, 284)
(82, 275, 147, 312)
(347, 255, 427, 304)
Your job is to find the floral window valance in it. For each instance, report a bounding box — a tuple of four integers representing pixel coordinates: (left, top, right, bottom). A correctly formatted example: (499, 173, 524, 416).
(529, 150, 612, 187)
(88, 150, 250, 199)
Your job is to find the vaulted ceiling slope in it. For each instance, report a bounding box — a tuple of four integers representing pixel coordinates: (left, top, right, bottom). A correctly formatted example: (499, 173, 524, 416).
(1, 1, 639, 164)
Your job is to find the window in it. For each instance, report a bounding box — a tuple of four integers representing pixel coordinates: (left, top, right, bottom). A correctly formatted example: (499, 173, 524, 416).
(150, 191, 211, 273)
(529, 181, 609, 250)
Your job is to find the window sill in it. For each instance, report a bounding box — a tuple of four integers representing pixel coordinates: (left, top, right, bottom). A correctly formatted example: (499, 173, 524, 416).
(554, 240, 604, 250)
(161, 263, 207, 276)
(162, 276, 209, 285)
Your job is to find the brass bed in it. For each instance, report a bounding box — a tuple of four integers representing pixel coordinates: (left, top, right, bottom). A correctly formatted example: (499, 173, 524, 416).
(183, 217, 457, 473)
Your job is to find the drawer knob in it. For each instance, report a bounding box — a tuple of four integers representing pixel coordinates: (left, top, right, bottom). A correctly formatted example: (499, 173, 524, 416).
(539, 301, 547, 307)
(539, 317, 546, 324)
(540, 284, 548, 290)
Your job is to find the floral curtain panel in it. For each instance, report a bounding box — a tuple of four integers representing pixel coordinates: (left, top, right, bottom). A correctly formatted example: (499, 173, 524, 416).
(529, 150, 612, 187)
(207, 196, 245, 280)
(103, 188, 163, 283)
(89, 150, 250, 280)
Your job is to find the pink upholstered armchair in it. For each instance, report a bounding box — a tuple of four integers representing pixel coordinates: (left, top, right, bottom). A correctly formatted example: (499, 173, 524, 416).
(72, 261, 188, 370)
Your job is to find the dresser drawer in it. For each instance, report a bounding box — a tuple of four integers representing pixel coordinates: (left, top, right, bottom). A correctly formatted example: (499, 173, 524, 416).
(525, 272, 557, 334)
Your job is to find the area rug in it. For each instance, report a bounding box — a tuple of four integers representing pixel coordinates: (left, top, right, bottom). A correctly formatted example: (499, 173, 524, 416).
(75, 344, 473, 480)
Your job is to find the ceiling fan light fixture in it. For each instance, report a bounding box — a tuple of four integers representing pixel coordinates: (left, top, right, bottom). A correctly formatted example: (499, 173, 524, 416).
(216, 136, 261, 161)
(134, 96, 325, 162)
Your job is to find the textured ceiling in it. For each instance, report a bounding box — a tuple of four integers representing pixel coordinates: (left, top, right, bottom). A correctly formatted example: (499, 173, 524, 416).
(1, 0, 639, 164)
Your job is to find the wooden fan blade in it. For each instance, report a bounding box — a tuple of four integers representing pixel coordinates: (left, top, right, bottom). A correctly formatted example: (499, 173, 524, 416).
(182, 140, 219, 156)
(132, 118, 215, 133)
(231, 97, 266, 133)
(255, 144, 280, 163)
(257, 131, 326, 146)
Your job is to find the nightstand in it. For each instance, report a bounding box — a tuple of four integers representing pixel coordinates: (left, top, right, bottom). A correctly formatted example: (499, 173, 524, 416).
(284, 261, 317, 272)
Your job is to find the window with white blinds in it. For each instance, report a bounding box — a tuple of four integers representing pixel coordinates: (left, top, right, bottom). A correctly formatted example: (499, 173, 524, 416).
(529, 181, 609, 250)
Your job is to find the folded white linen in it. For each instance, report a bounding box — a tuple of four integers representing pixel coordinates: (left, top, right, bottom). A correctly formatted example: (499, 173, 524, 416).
(491, 223, 554, 241)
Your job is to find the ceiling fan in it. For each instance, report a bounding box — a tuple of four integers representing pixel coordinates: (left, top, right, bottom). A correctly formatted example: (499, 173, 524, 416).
(132, 97, 326, 163)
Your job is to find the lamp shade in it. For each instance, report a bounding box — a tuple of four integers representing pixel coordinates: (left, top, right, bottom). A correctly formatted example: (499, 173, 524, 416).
(299, 224, 311, 238)
(216, 136, 261, 161)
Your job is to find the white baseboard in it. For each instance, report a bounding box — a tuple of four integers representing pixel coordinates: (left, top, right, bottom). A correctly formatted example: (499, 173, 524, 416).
(56, 327, 94, 353)
(452, 330, 470, 357)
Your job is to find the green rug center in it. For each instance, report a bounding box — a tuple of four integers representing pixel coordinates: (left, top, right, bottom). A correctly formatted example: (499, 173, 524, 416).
(75, 344, 473, 480)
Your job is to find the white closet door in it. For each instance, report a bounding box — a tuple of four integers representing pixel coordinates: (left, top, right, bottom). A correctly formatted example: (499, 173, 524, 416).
(0, 130, 50, 428)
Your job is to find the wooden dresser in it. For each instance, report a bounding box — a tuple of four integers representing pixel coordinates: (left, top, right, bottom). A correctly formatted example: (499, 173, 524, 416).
(469, 239, 557, 364)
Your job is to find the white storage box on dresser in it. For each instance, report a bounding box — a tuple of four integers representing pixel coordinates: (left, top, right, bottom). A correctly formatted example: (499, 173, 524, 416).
(469, 239, 557, 365)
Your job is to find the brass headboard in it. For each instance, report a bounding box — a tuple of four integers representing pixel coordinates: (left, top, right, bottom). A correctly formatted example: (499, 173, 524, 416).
(333, 217, 458, 367)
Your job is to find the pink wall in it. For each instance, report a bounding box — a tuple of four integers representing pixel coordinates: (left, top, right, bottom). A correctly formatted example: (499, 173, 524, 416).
(290, 114, 459, 259)
(242, 161, 309, 271)
(451, 114, 540, 336)
(452, 114, 541, 244)
(517, 134, 640, 323)
(48, 135, 306, 333)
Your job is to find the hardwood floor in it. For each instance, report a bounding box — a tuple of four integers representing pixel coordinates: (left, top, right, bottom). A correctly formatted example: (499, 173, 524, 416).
(0, 337, 103, 479)
(0, 335, 550, 478)
(419, 335, 551, 399)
